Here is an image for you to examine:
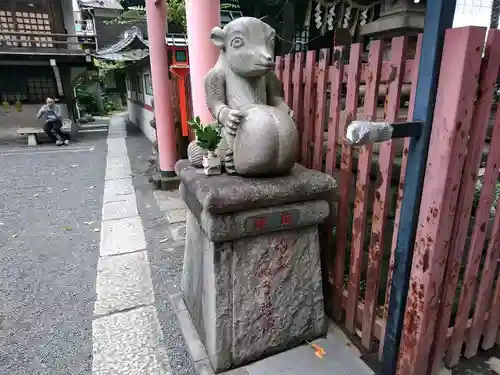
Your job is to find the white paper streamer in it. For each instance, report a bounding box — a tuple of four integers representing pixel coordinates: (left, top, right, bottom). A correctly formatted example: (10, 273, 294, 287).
(346, 120, 393, 146)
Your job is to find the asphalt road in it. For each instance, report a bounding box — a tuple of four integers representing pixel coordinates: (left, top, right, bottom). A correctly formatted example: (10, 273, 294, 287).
(0, 135, 106, 375)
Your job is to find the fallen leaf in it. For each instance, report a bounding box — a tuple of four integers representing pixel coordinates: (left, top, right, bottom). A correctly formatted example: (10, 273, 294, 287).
(314, 351, 325, 359)
(311, 343, 326, 359)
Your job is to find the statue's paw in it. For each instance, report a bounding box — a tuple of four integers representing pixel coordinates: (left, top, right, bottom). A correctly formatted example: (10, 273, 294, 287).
(224, 154, 236, 174)
(228, 110, 243, 123)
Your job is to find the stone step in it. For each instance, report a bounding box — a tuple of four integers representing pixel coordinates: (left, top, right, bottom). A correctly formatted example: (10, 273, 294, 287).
(79, 122, 109, 131)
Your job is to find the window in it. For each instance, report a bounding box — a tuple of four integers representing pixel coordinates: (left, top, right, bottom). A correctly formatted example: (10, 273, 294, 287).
(0, 10, 53, 47)
(175, 50, 187, 63)
(27, 76, 55, 101)
(0, 66, 56, 103)
(137, 75, 143, 94)
(144, 73, 152, 95)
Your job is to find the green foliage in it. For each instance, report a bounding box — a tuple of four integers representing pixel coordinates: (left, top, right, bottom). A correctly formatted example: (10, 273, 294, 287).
(94, 59, 126, 79)
(101, 93, 121, 113)
(221, 3, 239, 10)
(168, 0, 187, 30)
(76, 86, 99, 115)
(188, 116, 222, 152)
(112, 0, 186, 31)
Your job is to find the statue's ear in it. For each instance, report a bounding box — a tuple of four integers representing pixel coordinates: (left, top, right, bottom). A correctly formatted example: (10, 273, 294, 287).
(210, 27, 226, 50)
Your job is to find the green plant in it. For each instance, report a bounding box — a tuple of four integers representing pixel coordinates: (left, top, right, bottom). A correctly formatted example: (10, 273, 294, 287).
(101, 93, 121, 114)
(113, 0, 186, 31)
(76, 86, 99, 115)
(188, 116, 222, 152)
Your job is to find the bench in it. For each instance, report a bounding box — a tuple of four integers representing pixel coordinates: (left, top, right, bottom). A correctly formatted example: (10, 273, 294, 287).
(17, 119, 73, 146)
(17, 127, 45, 146)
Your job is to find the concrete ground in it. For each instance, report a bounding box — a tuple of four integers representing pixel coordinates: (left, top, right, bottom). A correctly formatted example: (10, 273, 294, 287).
(0, 116, 195, 375)
(1, 113, 498, 375)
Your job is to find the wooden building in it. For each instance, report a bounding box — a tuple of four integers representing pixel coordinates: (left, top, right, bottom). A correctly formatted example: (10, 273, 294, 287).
(0, 0, 95, 140)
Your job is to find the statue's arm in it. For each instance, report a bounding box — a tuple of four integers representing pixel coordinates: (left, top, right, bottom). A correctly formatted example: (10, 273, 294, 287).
(266, 72, 293, 115)
(204, 67, 228, 123)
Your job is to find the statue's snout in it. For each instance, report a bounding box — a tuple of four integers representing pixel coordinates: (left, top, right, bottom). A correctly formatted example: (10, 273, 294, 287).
(258, 53, 275, 68)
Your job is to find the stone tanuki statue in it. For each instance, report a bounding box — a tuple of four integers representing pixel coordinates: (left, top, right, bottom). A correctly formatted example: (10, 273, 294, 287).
(175, 16, 336, 373)
(204, 17, 298, 176)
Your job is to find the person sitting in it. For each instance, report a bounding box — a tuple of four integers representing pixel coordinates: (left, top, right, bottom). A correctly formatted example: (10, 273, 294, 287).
(36, 97, 70, 146)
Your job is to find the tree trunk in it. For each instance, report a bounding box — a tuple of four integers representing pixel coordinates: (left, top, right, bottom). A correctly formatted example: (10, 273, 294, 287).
(491, 0, 500, 29)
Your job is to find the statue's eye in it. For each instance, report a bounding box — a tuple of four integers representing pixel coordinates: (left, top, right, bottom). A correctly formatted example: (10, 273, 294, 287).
(231, 37, 244, 48)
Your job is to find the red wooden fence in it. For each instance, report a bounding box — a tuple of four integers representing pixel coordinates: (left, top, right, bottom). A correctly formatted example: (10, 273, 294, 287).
(398, 27, 500, 375)
(275, 34, 421, 355)
(275, 26, 500, 374)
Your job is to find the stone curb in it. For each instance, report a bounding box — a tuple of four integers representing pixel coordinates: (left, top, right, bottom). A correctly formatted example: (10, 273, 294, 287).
(167, 292, 216, 375)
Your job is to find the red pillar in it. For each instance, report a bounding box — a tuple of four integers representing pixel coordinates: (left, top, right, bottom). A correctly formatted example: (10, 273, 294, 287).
(146, 0, 177, 176)
(185, 0, 221, 123)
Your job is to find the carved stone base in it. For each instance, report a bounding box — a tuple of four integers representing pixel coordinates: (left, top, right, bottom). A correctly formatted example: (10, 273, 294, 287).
(175, 160, 337, 373)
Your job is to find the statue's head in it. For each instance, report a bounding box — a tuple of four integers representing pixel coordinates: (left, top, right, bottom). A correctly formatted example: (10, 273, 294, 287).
(210, 17, 276, 78)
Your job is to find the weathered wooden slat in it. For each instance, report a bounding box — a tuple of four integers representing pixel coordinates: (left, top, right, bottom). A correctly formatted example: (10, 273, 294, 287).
(341, 42, 363, 331)
(344, 39, 382, 337)
(463, 105, 500, 358)
(287, 59, 417, 85)
(379, 33, 423, 360)
(482, 270, 500, 349)
(465, 181, 500, 358)
(301, 50, 317, 167)
(325, 47, 345, 177)
(334, 281, 487, 344)
(396, 27, 486, 375)
(328, 47, 347, 320)
(292, 53, 305, 153)
(312, 48, 330, 171)
(275, 55, 283, 82)
(283, 54, 293, 108)
(441, 30, 500, 368)
(362, 37, 406, 350)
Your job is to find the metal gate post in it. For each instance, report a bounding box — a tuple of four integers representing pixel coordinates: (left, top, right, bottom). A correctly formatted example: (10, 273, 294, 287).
(380, 1, 457, 375)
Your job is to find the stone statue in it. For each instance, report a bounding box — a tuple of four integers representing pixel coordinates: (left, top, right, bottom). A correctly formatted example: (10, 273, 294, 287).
(204, 17, 298, 177)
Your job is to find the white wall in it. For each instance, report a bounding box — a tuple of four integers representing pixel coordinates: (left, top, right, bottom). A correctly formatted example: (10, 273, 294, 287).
(454, 0, 494, 28)
(125, 66, 156, 143)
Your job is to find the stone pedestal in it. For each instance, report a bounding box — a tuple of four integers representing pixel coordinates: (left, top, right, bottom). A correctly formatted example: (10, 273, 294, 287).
(175, 160, 337, 373)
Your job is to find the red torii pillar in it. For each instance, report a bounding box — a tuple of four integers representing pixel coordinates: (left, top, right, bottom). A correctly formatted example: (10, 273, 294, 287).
(145, 0, 177, 177)
(185, 0, 221, 124)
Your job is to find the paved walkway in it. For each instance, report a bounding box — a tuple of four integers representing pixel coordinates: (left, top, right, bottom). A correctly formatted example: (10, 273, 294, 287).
(0, 116, 195, 375)
(92, 116, 196, 374)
